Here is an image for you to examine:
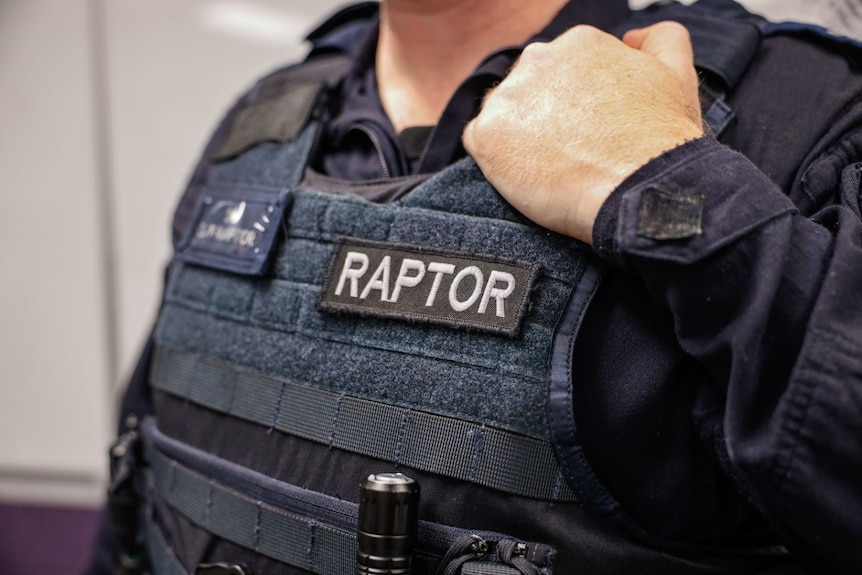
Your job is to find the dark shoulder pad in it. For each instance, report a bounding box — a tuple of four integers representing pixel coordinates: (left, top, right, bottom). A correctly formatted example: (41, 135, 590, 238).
(213, 54, 350, 161)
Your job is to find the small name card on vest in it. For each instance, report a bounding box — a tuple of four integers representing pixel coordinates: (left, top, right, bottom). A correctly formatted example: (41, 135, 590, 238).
(178, 184, 291, 276)
(319, 238, 539, 336)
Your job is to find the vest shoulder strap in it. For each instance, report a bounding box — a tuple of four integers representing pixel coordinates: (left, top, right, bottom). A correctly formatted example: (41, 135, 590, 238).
(619, 0, 764, 91)
(213, 53, 351, 162)
(171, 53, 351, 248)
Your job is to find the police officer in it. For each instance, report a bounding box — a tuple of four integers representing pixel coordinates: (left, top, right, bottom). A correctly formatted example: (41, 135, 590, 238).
(88, 0, 862, 574)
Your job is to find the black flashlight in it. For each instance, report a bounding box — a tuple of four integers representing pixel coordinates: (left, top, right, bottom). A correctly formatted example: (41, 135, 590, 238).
(356, 473, 420, 575)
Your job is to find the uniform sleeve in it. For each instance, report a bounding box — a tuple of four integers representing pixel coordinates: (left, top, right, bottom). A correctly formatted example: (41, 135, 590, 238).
(591, 127, 862, 574)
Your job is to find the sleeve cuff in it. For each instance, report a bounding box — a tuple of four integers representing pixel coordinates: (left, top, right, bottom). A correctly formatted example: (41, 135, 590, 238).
(592, 137, 798, 269)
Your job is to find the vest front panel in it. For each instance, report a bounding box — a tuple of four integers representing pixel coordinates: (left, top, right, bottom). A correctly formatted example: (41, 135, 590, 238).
(147, 130, 790, 574)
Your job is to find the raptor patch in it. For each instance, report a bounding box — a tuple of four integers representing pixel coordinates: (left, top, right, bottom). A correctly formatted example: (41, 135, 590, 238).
(319, 238, 539, 336)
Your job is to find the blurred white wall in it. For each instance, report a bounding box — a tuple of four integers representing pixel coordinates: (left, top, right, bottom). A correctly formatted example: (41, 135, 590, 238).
(0, 0, 858, 509)
(103, 0, 344, 403)
(0, 0, 343, 507)
(630, 0, 862, 37)
(742, 0, 862, 37)
(0, 0, 111, 506)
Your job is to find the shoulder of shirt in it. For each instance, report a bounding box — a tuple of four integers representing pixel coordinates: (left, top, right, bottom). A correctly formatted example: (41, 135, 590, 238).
(228, 3, 377, 113)
(179, 5, 373, 173)
(758, 20, 862, 67)
(624, 0, 862, 85)
(305, 1, 379, 48)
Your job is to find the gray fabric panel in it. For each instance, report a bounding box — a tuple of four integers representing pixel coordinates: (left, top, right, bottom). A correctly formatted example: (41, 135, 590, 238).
(384, 209, 581, 281)
(164, 275, 554, 380)
(287, 191, 395, 245)
(191, 360, 235, 413)
(398, 158, 525, 223)
(150, 446, 357, 575)
(284, 189, 584, 284)
(248, 279, 305, 331)
(155, 299, 554, 437)
(209, 488, 259, 549)
(210, 273, 258, 316)
(152, 346, 577, 503)
(277, 375, 338, 440)
(166, 264, 217, 304)
(257, 510, 314, 571)
(272, 239, 336, 287)
(161, 154, 600, 448)
(154, 303, 549, 437)
(233, 372, 284, 429)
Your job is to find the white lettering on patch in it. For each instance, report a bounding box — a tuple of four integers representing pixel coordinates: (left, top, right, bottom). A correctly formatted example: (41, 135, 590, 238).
(195, 222, 258, 247)
(360, 256, 392, 301)
(425, 262, 456, 307)
(332, 249, 517, 316)
(478, 271, 516, 317)
(320, 239, 539, 336)
(449, 266, 484, 312)
(390, 258, 426, 303)
(335, 251, 369, 297)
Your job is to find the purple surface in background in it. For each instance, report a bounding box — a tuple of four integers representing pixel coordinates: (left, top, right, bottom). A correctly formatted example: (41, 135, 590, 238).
(0, 503, 101, 575)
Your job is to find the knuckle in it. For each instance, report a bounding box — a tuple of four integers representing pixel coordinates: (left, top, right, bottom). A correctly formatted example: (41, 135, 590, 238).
(520, 41, 548, 60)
(465, 110, 494, 145)
(566, 24, 601, 42)
(657, 20, 691, 40)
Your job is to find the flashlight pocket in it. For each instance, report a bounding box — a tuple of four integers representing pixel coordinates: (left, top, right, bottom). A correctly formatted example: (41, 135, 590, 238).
(140, 418, 555, 575)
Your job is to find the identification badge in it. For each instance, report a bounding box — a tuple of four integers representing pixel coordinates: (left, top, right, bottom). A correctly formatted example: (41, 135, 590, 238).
(319, 238, 540, 336)
(178, 184, 291, 276)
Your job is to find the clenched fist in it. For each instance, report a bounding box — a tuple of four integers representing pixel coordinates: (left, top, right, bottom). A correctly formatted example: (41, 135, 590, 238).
(463, 22, 704, 244)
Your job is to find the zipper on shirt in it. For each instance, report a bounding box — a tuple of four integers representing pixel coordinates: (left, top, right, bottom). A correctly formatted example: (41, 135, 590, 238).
(352, 123, 392, 178)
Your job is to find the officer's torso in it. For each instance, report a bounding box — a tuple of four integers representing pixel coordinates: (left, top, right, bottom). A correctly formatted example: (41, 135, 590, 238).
(141, 2, 861, 573)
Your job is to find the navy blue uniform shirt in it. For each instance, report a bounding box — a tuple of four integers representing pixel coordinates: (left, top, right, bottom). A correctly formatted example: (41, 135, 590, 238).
(89, 1, 862, 573)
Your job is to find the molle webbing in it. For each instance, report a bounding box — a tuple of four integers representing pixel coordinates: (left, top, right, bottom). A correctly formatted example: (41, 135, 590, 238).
(152, 345, 576, 502)
(157, 155, 596, 443)
(148, 447, 357, 575)
(143, 420, 552, 575)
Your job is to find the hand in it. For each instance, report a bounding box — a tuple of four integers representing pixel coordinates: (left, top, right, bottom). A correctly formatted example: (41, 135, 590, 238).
(462, 22, 704, 243)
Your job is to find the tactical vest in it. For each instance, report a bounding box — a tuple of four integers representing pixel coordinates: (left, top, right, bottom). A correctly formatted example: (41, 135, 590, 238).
(110, 2, 849, 574)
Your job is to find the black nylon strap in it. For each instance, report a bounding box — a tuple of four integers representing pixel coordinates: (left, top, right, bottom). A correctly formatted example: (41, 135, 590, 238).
(151, 345, 577, 503)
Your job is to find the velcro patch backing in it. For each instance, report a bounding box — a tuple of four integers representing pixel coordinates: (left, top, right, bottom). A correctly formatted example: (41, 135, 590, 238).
(177, 184, 290, 276)
(214, 80, 325, 161)
(637, 187, 704, 240)
(319, 238, 540, 336)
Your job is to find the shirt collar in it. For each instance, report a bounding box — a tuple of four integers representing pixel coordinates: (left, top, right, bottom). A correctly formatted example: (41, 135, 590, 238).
(309, 0, 633, 177)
